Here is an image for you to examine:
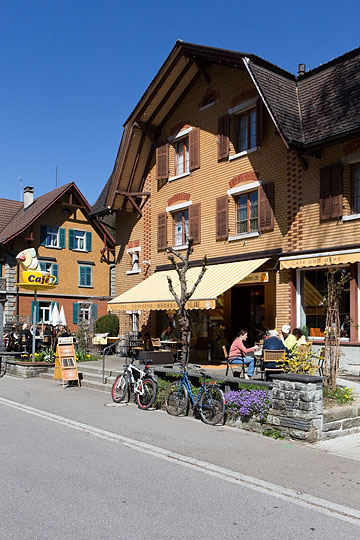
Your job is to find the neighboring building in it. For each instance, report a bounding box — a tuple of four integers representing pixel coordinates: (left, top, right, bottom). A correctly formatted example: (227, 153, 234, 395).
(91, 41, 360, 368)
(0, 182, 115, 331)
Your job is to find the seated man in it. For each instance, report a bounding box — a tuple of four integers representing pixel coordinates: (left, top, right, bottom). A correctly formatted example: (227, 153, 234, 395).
(262, 329, 288, 369)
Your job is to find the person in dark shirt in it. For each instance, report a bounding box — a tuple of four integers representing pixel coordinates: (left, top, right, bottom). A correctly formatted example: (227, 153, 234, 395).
(262, 329, 288, 369)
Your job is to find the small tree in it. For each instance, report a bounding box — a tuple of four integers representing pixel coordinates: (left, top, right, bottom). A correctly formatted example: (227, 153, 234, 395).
(323, 267, 350, 389)
(166, 238, 207, 367)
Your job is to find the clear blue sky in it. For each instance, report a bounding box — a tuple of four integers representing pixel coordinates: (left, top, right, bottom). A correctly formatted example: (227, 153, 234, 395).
(1, 0, 359, 206)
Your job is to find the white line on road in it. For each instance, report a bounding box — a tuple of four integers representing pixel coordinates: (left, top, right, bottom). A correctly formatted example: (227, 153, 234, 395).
(1, 396, 359, 526)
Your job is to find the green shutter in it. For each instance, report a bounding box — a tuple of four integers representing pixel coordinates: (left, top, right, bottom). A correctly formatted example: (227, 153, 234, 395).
(69, 229, 75, 250)
(79, 266, 86, 286)
(86, 231, 92, 252)
(40, 225, 47, 246)
(59, 228, 65, 248)
(52, 263, 59, 284)
(73, 303, 79, 324)
(91, 303, 97, 319)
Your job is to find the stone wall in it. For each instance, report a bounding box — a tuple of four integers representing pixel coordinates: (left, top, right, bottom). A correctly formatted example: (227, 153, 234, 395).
(322, 401, 360, 439)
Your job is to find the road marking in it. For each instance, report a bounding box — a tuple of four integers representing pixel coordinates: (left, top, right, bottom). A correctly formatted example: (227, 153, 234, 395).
(1, 396, 360, 525)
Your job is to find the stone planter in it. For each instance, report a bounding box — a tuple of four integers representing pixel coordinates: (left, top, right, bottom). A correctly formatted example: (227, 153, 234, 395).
(6, 360, 54, 379)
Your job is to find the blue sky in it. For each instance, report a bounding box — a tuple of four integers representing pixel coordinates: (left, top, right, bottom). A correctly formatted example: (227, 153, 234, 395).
(1, 0, 359, 206)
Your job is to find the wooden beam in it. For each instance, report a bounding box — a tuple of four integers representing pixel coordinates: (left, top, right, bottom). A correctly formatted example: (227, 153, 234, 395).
(60, 202, 86, 209)
(127, 196, 143, 216)
(191, 57, 210, 83)
(115, 190, 150, 197)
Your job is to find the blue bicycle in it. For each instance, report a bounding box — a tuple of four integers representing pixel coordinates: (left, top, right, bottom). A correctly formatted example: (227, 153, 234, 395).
(164, 364, 225, 425)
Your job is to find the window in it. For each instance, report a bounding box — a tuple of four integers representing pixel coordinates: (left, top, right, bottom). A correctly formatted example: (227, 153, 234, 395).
(352, 164, 360, 213)
(174, 209, 189, 247)
(174, 137, 189, 176)
(126, 250, 140, 274)
(237, 109, 257, 152)
(39, 261, 59, 283)
(319, 163, 343, 220)
(236, 191, 258, 233)
(127, 311, 139, 333)
(73, 302, 97, 324)
(69, 230, 92, 251)
(38, 302, 52, 323)
(40, 226, 65, 248)
(79, 265, 92, 287)
(74, 230, 86, 250)
(298, 268, 350, 338)
(79, 302, 91, 322)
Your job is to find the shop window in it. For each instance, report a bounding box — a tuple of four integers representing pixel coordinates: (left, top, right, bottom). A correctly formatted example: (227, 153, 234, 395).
(236, 191, 258, 234)
(298, 268, 350, 338)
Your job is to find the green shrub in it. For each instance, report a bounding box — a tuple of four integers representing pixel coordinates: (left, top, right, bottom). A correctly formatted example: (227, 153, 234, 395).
(323, 385, 354, 405)
(95, 314, 119, 336)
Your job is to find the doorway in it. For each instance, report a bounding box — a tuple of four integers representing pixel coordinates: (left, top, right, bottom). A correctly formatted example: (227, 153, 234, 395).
(230, 285, 265, 344)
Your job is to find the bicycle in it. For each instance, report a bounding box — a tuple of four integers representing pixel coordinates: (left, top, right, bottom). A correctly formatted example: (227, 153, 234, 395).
(111, 352, 157, 410)
(165, 363, 225, 425)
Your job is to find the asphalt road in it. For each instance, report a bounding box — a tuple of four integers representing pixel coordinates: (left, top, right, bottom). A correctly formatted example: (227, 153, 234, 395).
(1, 376, 360, 539)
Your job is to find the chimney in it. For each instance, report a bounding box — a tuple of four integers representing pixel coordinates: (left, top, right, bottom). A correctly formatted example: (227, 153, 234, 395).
(24, 186, 34, 209)
(298, 63, 306, 76)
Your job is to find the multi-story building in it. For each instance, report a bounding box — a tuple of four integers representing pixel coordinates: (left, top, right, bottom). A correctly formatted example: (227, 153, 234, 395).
(0, 182, 115, 331)
(92, 41, 360, 368)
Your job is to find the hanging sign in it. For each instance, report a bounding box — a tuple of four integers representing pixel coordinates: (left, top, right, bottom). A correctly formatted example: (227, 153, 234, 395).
(15, 248, 57, 291)
(53, 337, 79, 388)
(240, 272, 269, 284)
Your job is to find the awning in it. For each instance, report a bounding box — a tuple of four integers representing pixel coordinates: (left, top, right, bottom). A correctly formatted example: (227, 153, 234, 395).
(109, 258, 269, 311)
(279, 249, 360, 270)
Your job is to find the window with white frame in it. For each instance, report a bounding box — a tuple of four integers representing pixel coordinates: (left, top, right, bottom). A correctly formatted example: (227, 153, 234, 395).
(174, 137, 189, 176)
(127, 311, 139, 333)
(126, 246, 141, 275)
(78, 302, 92, 322)
(237, 108, 257, 152)
(74, 230, 86, 251)
(236, 191, 258, 234)
(38, 301, 52, 323)
(174, 209, 189, 247)
(46, 227, 59, 247)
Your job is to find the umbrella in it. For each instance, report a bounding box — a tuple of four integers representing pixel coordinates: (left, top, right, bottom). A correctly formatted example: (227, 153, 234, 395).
(50, 303, 61, 326)
(59, 305, 66, 326)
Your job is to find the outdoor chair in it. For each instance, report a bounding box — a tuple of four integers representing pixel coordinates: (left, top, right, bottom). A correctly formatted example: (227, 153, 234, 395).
(262, 349, 286, 380)
(310, 346, 325, 377)
(223, 345, 245, 378)
(151, 337, 161, 350)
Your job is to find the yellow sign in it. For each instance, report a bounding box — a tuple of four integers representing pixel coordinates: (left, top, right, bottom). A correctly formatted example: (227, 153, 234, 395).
(22, 270, 57, 286)
(240, 272, 269, 284)
(53, 337, 79, 388)
(15, 249, 58, 291)
(280, 252, 360, 270)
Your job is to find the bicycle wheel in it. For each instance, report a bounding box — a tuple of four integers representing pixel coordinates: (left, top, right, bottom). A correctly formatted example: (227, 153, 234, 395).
(199, 385, 225, 426)
(136, 378, 157, 410)
(111, 372, 129, 403)
(165, 381, 188, 416)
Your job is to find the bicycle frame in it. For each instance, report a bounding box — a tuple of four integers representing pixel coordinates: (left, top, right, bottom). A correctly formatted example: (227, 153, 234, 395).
(123, 358, 155, 398)
(177, 370, 212, 409)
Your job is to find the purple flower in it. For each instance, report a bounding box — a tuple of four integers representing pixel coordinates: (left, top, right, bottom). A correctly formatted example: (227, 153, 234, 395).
(224, 389, 271, 420)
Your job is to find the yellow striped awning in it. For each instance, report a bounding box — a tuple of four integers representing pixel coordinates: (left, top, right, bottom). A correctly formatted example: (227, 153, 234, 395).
(279, 250, 360, 270)
(108, 258, 269, 311)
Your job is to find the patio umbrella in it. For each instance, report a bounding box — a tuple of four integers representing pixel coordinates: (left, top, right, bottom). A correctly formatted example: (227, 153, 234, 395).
(50, 303, 61, 326)
(59, 305, 66, 326)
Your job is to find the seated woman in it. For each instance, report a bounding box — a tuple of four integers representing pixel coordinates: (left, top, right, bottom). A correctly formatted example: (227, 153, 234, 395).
(161, 325, 177, 341)
(228, 329, 259, 380)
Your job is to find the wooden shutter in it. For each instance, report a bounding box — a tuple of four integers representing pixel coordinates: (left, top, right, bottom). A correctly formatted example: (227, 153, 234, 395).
(218, 115, 230, 160)
(189, 128, 200, 171)
(91, 303, 98, 319)
(189, 203, 201, 245)
(256, 99, 264, 146)
(73, 303, 79, 324)
(68, 229, 75, 250)
(259, 182, 274, 232)
(52, 263, 59, 284)
(156, 144, 169, 180)
(40, 225, 47, 246)
(86, 231, 92, 252)
(216, 196, 228, 240)
(157, 212, 167, 251)
(320, 164, 343, 220)
(59, 228, 65, 248)
(330, 163, 343, 218)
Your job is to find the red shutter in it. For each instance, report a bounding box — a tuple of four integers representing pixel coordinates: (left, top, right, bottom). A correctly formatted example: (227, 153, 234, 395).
(157, 212, 167, 251)
(330, 163, 343, 218)
(189, 128, 200, 171)
(216, 196, 228, 240)
(156, 144, 169, 180)
(189, 203, 201, 245)
(258, 182, 274, 232)
(218, 115, 230, 160)
(320, 166, 331, 220)
(256, 99, 264, 146)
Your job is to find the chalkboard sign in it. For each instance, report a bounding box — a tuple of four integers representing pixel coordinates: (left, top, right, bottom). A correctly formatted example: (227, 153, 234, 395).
(53, 337, 79, 387)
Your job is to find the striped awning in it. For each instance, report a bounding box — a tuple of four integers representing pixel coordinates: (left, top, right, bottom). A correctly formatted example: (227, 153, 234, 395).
(279, 249, 360, 270)
(108, 258, 269, 311)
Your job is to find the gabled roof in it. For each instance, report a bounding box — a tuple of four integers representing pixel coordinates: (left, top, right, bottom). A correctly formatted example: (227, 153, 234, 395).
(0, 182, 115, 248)
(91, 41, 360, 216)
(0, 199, 23, 234)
